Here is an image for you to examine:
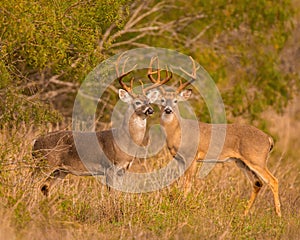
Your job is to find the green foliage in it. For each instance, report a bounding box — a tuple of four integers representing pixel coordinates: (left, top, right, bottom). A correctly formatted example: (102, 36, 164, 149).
(182, 0, 295, 121)
(0, 88, 61, 128)
(110, 0, 295, 123)
(0, 0, 297, 127)
(0, 61, 12, 88)
(0, 0, 130, 80)
(0, 0, 131, 128)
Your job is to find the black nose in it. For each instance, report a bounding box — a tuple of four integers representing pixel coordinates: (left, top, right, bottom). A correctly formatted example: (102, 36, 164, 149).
(165, 108, 172, 114)
(146, 108, 154, 115)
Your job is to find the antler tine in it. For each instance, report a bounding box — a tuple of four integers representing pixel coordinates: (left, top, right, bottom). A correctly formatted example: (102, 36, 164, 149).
(139, 79, 144, 90)
(162, 65, 173, 84)
(147, 56, 159, 83)
(177, 56, 199, 93)
(130, 76, 134, 90)
(157, 57, 161, 81)
(115, 53, 137, 96)
(144, 57, 173, 93)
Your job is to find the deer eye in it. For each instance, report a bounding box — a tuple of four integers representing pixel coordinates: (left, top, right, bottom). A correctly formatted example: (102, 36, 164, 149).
(161, 99, 165, 103)
(135, 101, 142, 106)
(174, 100, 178, 104)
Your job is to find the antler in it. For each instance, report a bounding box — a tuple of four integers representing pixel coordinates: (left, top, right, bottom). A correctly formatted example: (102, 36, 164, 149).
(176, 56, 199, 93)
(115, 53, 137, 97)
(142, 56, 173, 94)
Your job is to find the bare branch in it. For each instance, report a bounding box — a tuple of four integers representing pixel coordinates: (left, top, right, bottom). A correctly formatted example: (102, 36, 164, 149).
(101, 0, 166, 51)
(125, 1, 148, 29)
(121, 42, 152, 48)
(125, 1, 165, 30)
(107, 85, 119, 94)
(40, 87, 77, 100)
(98, 0, 207, 55)
(99, 23, 116, 52)
(109, 26, 160, 43)
(109, 32, 147, 48)
(49, 76, 79, 88)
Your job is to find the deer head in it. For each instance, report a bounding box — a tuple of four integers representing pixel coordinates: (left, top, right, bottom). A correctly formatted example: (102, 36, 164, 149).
(115, 55, 160, 120)
(152, 56, 198, 122)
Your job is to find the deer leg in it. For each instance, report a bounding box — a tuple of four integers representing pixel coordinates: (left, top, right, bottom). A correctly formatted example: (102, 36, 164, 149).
(236, 160, 281, 217)
(268, 171, 281, 217)
(244, 173, 263, 216)
(105, 166, 125, 191)
(235, 160, 263, 216)
(251, 167, 281, 217)
(183, 159, 198, 197)
(41, 168, 69, 196)
(174, 153, 186, 176)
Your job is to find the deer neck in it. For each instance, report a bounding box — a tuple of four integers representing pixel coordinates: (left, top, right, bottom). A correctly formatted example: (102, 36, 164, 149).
(120, 107, 146, 146)
(160, 109, 181, 151)
(129, 112, 147, 145)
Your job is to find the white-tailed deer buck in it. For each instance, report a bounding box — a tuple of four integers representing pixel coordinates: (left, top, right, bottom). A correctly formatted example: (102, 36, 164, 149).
(32, 57, 163, 196)
(155, 57, 281, 217)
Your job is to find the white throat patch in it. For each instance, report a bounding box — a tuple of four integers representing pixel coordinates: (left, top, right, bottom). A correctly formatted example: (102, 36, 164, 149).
(162, 113, 174, 123)
(133, 117, 146, 128)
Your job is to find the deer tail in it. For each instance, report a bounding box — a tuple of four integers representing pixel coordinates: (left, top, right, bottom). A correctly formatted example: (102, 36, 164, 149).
(268, 136, 274, 152)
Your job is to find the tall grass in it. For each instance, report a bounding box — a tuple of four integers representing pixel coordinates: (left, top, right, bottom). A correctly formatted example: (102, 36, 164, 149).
(0, 122, 299, 240)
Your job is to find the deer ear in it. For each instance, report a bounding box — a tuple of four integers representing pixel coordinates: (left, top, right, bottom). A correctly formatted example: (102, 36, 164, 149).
(146, 90, 159, 103)
(179, 89, 192, 101)
(119, 89, 132, 103)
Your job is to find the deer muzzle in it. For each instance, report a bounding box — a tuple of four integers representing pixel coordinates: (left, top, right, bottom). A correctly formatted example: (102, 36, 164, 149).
(145, 107, 154, 115)
(164, 107, 173, 114)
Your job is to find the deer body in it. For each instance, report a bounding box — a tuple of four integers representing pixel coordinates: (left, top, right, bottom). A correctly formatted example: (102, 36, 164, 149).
(33, 91, 158, 196)
(151, 55, 281, 216)
(163, 117, 273, 167)
(159, 89, 281, 216)
(32, 51, 162, 196)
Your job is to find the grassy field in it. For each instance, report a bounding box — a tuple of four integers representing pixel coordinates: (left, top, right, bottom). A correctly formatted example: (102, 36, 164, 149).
(0, 102, 300, 240)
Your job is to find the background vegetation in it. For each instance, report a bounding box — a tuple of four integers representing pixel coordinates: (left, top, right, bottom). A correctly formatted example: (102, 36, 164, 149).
(0, 0, 300, 239)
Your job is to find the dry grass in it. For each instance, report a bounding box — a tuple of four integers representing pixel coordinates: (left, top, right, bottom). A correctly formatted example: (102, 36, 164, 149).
(0, 116, 300, 240)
